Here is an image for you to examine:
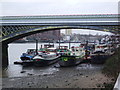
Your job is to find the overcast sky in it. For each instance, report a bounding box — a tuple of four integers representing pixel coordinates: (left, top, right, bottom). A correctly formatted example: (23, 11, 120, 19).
(61, 29, 113, 35)
(0, 0, 119, 16)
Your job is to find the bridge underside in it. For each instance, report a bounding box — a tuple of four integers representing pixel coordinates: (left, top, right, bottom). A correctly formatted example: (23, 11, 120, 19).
(1, 24, 120, 67)
(1, 14, 120, 67)
(1, 25, 119, 44)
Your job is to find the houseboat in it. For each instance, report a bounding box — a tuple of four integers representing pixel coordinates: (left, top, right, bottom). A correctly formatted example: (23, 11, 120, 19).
(33, 48, 60, 66)
(20, 49, 36, 66)
(90, 44, 111, 64)
(58, 46, 85, 67)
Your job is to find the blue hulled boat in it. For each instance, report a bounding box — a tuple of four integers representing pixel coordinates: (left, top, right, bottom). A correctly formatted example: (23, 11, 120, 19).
(20, 49, 36, 61)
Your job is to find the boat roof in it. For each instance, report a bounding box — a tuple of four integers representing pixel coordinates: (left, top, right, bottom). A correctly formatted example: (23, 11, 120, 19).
(47, 47, 56, 50)
(57, 46, 68, 49)
(96, 44, 107, 46)
(27, 49, 36, 50)
(27, 49, 36, 52)
(71, 46, 81, 48)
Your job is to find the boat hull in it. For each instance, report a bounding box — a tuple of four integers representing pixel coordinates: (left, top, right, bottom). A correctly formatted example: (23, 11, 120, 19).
(59, 55, 82, 67)
(22, 60, 34, 66)
(34, 58, 59, 66)
(90, 54, 109, 64)
(33, 55, 60, 66)
(20, 55, 33, 61)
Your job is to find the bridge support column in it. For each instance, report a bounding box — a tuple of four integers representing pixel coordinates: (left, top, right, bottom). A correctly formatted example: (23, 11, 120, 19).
(2, 43, 9, 67)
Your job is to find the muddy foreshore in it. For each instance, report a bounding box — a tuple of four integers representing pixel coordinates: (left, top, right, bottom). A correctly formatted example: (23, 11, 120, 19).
(2, 64, 114, 88)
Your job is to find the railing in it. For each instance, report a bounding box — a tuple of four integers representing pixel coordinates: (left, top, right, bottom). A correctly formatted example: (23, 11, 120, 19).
(0, 14, 119, 25)
(114, 73, 120, 90)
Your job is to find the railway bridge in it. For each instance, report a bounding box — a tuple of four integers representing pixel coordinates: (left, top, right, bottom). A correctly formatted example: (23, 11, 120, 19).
(0, 14, 120, 67)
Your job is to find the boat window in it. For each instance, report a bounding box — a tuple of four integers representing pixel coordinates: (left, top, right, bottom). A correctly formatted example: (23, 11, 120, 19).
(39, 55, 42, 57)
(72, 48, 75, 51)
(97, 46, 100, 48)
(76, 49, 79, 51)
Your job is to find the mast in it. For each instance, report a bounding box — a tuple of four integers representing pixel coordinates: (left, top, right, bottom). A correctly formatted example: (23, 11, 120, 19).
(59, 38, 61, 49)
(69, 35, 71, 49)
(36, 39, 38, 55)
(85, 40, 88, 60)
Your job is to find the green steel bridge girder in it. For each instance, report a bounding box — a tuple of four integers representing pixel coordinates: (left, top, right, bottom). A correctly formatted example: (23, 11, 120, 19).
(1, 14, 120, 67)
(1, 14, 120, 44)
(1, 25, 120, 44)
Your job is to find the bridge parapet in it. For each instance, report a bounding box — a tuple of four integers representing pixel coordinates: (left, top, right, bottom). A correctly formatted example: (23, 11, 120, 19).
(0, 14, 120, 67)
(0, 14, 120, 43)
(0, 14, 119, 25)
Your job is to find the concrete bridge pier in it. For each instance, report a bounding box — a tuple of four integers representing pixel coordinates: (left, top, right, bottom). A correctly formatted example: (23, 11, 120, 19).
(2, 43, 9, 67)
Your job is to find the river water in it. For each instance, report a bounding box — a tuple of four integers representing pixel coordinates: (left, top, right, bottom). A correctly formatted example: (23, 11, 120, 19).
(2, 43, 103, 78)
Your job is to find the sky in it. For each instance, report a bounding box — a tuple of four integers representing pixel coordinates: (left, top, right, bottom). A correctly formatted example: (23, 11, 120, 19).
(0, 0, 119, 16)
(0, 0, 119, 35)
(61, 29, 113, 35)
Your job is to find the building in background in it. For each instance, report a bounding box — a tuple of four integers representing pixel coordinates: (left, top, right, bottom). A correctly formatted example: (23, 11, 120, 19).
(65, 29, 72, 35)
(64, 29, 72, 41)
(32, 30, 60, 42)
(15, 30, 61, 42)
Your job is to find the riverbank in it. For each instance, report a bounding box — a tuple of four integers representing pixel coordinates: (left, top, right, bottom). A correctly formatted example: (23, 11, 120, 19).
(101, 47, 120, 89)
(2, 64, 114, 88)
(103, 47, 120, 79)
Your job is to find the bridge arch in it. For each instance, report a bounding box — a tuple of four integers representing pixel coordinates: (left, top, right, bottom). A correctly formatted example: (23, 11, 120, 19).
(1, 14, 119, 67)
(1, 25, 119, 67)
(2, 25, 116, 44)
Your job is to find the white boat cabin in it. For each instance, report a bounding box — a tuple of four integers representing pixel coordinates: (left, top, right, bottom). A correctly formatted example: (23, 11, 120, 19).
(70, 46, 85, 57)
